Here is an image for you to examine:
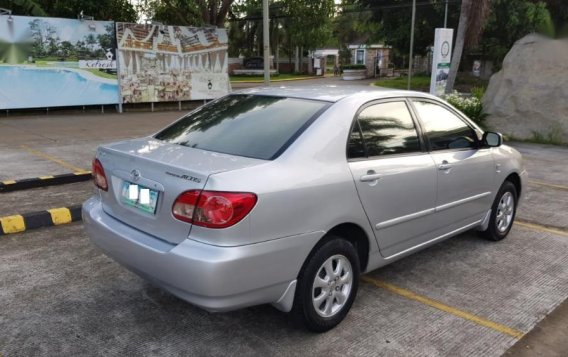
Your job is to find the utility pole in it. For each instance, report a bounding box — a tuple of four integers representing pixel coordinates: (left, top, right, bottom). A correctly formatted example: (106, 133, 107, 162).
(407, 0, 416, 90)
(263, 0, 270, 85)
(444, 0, 449, 28)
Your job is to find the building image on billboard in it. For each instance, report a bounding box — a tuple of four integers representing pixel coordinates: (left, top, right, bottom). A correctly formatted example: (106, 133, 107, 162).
(0, 16, 119, 110)
(116, 23, 229, 103)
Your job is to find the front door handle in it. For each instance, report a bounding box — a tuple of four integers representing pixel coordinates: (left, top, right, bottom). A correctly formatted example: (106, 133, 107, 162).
(438, 160, 452, 171)
(360, 172, 382, 182)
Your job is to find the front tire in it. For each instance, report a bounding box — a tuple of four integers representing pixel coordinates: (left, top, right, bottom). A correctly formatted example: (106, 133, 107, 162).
(292, 237, 360, 332)
(481, 181, 518, 241)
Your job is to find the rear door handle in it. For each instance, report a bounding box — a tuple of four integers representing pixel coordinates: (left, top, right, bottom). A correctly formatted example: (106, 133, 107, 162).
(360, 173, 382, 182)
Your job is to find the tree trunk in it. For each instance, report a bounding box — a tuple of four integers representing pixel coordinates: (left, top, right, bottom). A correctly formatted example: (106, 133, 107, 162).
(445, 0, 471, 93)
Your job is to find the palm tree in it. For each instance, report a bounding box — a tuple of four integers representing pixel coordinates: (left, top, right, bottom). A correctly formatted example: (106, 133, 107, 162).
(10, 0, 47, 16)
(445, 0, 491, 93)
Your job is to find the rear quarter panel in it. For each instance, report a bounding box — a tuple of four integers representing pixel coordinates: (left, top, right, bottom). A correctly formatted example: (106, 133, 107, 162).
(187, 99, 379, 255)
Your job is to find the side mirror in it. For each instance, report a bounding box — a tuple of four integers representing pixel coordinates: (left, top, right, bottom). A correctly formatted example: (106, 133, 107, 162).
(483, 131, 502, 147)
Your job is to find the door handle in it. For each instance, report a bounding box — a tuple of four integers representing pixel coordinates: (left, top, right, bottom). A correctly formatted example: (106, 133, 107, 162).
(438, 160, 452, 171)
(360, 172, 382, 182)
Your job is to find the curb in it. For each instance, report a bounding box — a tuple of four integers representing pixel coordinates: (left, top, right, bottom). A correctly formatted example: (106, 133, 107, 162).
(0, 172, 92, 193)
(0, 205, 82, 235)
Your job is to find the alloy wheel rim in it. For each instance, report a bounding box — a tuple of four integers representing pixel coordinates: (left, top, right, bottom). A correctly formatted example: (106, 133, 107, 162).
(496, 191, 515, 233)
(312, 254, 353, 318)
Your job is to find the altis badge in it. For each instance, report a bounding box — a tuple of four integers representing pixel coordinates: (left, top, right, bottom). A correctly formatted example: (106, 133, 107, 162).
(165, 171, 202, 183)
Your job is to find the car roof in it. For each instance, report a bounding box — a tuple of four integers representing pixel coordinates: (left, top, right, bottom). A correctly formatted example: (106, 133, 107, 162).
(234, 84, 439, 103)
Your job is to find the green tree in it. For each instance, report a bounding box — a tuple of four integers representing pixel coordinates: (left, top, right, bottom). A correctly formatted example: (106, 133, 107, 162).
(334, 0, 382, 47)
(357, 0, 458, 61)
(480, 0, 556, 67)
(143, 0, 235, 27)
(228, 0, 335, 70)
(283, 0, 335, 51)
(0, 0, 137, 22)
(446, 0, 492, 93)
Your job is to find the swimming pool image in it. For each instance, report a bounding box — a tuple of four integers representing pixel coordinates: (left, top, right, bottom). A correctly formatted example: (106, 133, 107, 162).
(0, 66, 119, 110)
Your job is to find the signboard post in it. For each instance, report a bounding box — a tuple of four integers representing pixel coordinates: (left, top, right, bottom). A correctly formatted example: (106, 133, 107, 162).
(429, 28, 454, 96)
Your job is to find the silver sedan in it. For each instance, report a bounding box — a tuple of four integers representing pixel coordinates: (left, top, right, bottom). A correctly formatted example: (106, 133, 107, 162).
(83, 85, 527, 332)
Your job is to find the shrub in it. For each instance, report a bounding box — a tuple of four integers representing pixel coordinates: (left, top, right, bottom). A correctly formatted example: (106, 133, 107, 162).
(443, 88, 487, 127)
(342, 64, 366, 70)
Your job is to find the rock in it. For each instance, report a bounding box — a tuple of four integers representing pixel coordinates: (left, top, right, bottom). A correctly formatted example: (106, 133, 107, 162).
(483, 34, 568, 143)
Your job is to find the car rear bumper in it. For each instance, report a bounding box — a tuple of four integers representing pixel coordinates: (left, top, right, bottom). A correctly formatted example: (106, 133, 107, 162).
(82, 196, 322, 312)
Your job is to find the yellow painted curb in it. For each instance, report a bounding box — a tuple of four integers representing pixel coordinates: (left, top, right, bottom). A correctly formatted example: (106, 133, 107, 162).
(0, 215, 26, 234)
(48, 208, 72, 225)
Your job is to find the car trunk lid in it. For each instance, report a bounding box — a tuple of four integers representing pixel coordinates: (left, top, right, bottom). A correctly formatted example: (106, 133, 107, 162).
(96, 138, 266, 245)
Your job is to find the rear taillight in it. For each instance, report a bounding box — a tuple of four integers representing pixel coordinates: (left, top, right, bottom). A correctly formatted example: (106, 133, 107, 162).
(92, 158, 108, 191)
(172, 190, 257, 229)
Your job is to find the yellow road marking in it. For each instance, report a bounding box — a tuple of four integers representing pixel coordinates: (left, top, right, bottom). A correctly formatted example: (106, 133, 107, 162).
(74, 171, 91, 175)
(20, 145, 89, 174)
(515, 220, 568, 238)
(0, 215, 26, 234)
(48, 208, 72, 225)
(361, 276, 524, 339)
(39, 175, 55, 180)
(2, 180, 16, 185)
(529, 180, 568, 192)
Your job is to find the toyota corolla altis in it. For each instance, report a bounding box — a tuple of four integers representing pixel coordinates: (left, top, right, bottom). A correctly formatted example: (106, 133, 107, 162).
(83, 86, 527, 332)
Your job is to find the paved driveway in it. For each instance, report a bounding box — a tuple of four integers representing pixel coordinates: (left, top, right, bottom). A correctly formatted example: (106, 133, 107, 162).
(1, 89, 567, 356)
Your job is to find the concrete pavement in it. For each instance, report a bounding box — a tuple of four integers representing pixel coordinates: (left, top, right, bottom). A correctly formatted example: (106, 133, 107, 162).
(1, 78, 568, 356)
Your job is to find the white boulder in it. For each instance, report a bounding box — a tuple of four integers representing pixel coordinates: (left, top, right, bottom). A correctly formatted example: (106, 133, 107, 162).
(483, 34, 568, 143)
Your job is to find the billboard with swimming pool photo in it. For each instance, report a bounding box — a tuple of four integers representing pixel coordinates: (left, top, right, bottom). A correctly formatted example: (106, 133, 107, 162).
(116, 23, 230, 103)
(0, 15, 119, 110)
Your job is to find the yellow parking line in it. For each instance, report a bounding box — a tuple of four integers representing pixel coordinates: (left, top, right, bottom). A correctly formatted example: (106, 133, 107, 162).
(529, 180, 568, 192)
(515, 220, 568, 238)
(361, 276, 524, 339)
(2, 180, 17, 185)
(0, 214, 26, 234)
(39, 175, 55, 180)
(20, 145, 89, 174)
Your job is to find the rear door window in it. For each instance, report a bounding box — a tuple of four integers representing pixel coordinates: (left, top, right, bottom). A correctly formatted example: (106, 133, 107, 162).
(155, 94, 329, 160)
(355, 101, 421, 157)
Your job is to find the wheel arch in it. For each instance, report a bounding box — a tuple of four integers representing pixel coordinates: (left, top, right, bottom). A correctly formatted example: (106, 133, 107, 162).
(301, 222, 371, 275)
(504, 172, 521, 197)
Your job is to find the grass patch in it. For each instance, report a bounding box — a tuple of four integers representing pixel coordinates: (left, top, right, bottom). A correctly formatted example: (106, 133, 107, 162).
(230, 73, 316, 82)
(374, 75, 431, 91)
(374, 74, 488, 93)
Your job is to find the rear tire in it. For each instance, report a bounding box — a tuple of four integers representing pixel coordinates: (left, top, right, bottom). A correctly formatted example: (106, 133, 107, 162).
(292, 236, 360, 332)
(481, 181, 518, 241)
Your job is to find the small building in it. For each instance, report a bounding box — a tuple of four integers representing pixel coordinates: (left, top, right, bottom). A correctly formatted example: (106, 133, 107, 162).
(348, 44, 392, 77)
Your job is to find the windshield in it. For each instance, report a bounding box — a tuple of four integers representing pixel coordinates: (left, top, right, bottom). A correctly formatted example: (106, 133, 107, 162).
(155, 94, 329, 160)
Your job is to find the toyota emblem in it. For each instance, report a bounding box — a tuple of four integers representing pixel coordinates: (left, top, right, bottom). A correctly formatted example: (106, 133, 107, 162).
(131, 169, 141, 181)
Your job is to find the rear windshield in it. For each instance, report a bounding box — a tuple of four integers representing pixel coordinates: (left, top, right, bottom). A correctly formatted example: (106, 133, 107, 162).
(155, 94, 329, 160)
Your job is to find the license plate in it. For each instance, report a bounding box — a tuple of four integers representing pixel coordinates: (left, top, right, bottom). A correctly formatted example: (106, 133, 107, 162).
(120, 181, 159, 214)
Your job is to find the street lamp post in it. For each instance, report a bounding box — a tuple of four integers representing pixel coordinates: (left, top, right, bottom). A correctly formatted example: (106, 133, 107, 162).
(263, 0, 270, 85)
(407, 0, 416, 90)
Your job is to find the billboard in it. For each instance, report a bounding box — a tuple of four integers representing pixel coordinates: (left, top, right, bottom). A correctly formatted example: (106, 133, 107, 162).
(430, 28, 454, 96)
(116, 23, 229, 103)
(0, 16, 119, 110)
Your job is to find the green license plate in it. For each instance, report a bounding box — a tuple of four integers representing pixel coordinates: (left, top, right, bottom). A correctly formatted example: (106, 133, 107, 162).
(120, 181, 159, 214)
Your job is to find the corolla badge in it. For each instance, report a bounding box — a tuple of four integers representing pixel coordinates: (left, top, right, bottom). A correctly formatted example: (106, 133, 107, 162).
(131, 169, 141, 182)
